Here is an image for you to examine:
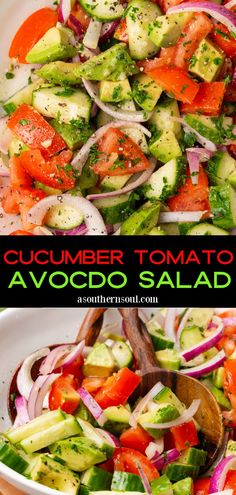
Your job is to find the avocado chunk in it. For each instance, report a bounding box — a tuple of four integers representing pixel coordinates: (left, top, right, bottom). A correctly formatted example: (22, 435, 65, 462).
(104, 405, 131, 435)
(154, 386, 184, 413)
(100, 175, 130, 193)
(93, 193, 136, 225)
(37, 61, 82, 85)
(156, 349, 181, 370)
(126, 0, 161, 60)
(83, 343, 116, 377)
(26, 26, 76, 64)
(151, 474, 173, 495)
(226, 439, 236, 457)
(99, 79, 132, 103)
(189, 38, 225, 82)
(148, 227, 166, 235)
(49, 437, 106, 471)
(44, 204, 84, 230)
(209, 183, 236, 229)
(120, 202, 160, 235)
(50, 118, 93, 150)
(144, 157, 185, 201)
(30, 454, 80, 495)
(80, 466, 112, 490)
(173, 477, 193, 495)
(206, 151, 236, 186)
(138, 403, 180, 438)
(148, 13, 192, 48)
(33, 86, 91, 123)
(149, 98, 181, 138)
(76, 43, 138, 81)
(149, 129, 182, 163)
(132, 74, 162, 112)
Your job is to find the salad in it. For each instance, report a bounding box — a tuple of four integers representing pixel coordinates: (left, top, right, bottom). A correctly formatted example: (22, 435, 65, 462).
(1, 307, 236, 495)
(0, 0, 236, 235)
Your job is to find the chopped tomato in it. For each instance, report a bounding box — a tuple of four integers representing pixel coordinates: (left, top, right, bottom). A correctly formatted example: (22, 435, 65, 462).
(10, 230, 34, 236)
(64, 355, 84, 379)
(99, 459, 114, 473)
(168, 165, 210, 212)
(2, 186, 46, 230)
(181, 82, 225, 116)
(138, 47, 176, 72)
(9, 8, 58, 63)
(120, 427, 153, 454)
(94, 368, 141, 409)
(114, 18, 128, 43)
(218, 310, 236, 337)
(211, 22, 236, 58)
(164, 431, 176, 450)
(194, 478, 211, 495)
(49, 374, 80, 414)
(174, 13, 212, 70)
(146, 66, 199, 104)
(68, 3, 90, 32)
(224, 360, 236, 398)
(19, 149, 74, 191)
(216, 335, 235, 356)
(9, 156, 32, 189)
(82, 377, 107, 396)
(171, 420, 199, 451)
(113, 448, 159, 481)
(94, 128, 150, 177)
(224, 470, 236, 495)
(7, 104, 66, 159)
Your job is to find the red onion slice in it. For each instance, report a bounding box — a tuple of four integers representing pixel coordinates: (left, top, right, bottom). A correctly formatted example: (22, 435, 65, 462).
(186, 148, 213, 161)
(181, 316, 224, 362)
(28, 375, 49, 420)
(96, 428, 120, 447)
(222, 317, 236, 326)
(145, 438, 164, 459)
(87, 160, 156, 201)
(137, 461, 152, 495)
(69, 14, 84, 38)
(57, 340, 85, 370)
(15, 396, 30, 426)
(144, 399, 200, 429)
(59, 0, 72, 24)
(78, 387, 107, 426)
(27, 194, 107, 235)
(209, 456, 236, 493)
(100, 21, 120, 44)
(164, 308, 177, 344)
(82, 79, 152, 123)
(129, 382, 164, 428)
(72, 120, 151, 172)
(159, 211, 208, 223)
(17, 348, 50, 400)
(40, 345, 73, 375)
(225, 0, 236, 9)
(83, 19, 102, 49)
(186, 150, 200, 185)
(180, 350, 226, 378)
(151, 448, 181, 470)
(34, 374, 61, 419)
(168, 2, 236, 33)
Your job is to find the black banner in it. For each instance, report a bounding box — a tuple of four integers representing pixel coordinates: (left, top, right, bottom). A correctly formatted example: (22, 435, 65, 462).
(1, 235, 236, 307)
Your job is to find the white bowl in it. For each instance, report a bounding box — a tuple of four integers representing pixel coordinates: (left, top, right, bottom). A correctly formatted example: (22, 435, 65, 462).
(0, 307, 130, 495)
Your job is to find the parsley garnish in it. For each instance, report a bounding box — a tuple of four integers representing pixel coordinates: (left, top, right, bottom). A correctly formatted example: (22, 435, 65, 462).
(19, 119, 30, 126)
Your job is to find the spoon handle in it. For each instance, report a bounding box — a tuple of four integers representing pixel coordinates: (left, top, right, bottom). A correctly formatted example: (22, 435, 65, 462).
(76, 308, 106, 345)
(119, 308, 157, 374)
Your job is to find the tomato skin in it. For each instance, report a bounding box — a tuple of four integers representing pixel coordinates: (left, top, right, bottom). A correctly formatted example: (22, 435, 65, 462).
(168, 166, 210, 212)
(113, 447, 159, 481)
(94, 128, 150, 177)
(114, 18, 128, 43)
(82, 377, 107, 396)
(216, 336, 236, 356)
(181, 82, 225, 116)
(174, 13, 212, 70)
(68, 3, 90, 32)
(10, 230, 34, 236)
(9, 156, 32, 189)
(224, 470, 236, 495)
(7, 104, 66, 159)
(9, 8, 58, 63)
(170, 420, 199, 451)
(64, 355, 84, 379)
(49, 374, 80, 414)
(194, 478, 210, 495)
(120, 427, 153, 454)
(224, 360, 236, 398)
(2, 186, 46, 230)
(138, 47, 176, 72)
(94, 368, 141, 409)
(211, 22, 236, 58)
(218, 311, 236, 337)
(98, 459, 114, 473)
(146, 66, 199, 104)
(20, 149, 74, 190)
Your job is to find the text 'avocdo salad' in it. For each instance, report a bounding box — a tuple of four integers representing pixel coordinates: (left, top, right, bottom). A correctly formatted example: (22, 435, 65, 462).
(2, 307, 236, 494)
(0, 0, 236, 235)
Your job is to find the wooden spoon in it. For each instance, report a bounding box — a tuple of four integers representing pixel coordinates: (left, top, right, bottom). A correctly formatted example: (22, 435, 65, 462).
(119, 307, 224, 470)
(76, 308, 107, 345)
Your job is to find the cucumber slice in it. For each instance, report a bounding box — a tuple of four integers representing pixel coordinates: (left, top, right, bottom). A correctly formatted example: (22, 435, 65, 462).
(226, 440, 236, 457)
(186, 223, 229, 235)
(212, 367, 225, 388)
(78, 0, 124, 21)
(33, 87, 91, 123)
(80, 466, 112, 490)
(77, 418, 114, 457)
(173, 478, 193, 495)
(148, 328, 175, 351)
(3, 81, 44, 115)
(111, 471, 145, 492)
(20, 416, 81, 453)
(206, 151, 236, 186)
(163, 462, 199, 482)
(45, 204, 84, 230)
(182, 308, 214, 330)
(104, 406, 131, 435)
(126, 0, 161, 60)
(144, 157, 185, 201)
(209, 183, 236, 229)
(5, 409, 65, 444)
(120, 202, 160, 235)
(0, 440, 29, 474)
(156, 349, 181, 371)
(93, 193, 136, 225)
(151, 474, 173, 495)
(184, 114, 221, 144)
(111, 341, 133, 368)
(178, 448, 207, 466)
(180, 325, 204, 350)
